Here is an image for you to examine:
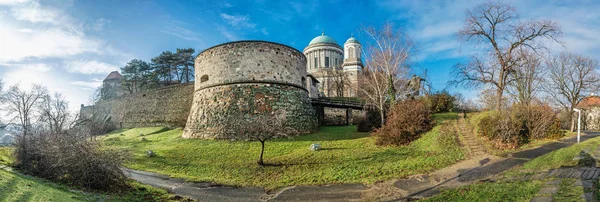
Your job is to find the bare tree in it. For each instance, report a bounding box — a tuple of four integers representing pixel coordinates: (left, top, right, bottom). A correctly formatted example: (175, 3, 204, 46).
(545, 52, 600, 131)
(316, 66, 349, 97)
(2, 84, 48, 137)
(39, 93, 71, 134)
(228, 111, 297, 166)
(451, 1, 561, 110)
(507, 50, 544, 106)
(360, 22, 413, 124)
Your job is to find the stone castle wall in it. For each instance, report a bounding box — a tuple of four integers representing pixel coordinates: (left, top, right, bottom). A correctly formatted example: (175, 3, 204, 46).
(88, 84, 194, 128)
(183, 41, 318, 139)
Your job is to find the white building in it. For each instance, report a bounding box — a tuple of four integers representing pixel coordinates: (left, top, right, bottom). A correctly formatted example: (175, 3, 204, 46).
(303, 32, 363, 98)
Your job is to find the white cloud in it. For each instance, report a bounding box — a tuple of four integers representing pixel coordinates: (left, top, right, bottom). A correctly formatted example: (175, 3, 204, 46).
(260, 28, 269, 35)
(0, 26, 103, 62)
(64, 60, 118, 75)
(217, 26, 238, 41)
(10, 2, 60, 24)
(162, 23, 202, 42)
(70, 80, 102, 91)
(0, 0, 29, 6)
(220, 13, 256, 29)
(22, 63, 51, 72)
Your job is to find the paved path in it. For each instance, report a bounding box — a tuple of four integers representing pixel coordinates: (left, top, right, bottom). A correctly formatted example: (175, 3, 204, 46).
(125, 132, 600, 202)
(526, 167, 600, 202)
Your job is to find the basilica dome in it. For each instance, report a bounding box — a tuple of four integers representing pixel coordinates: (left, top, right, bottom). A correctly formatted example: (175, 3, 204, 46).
(308, 34, 338, 45)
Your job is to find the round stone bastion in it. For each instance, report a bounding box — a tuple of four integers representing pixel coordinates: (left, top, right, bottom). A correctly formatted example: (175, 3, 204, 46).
(182, 41, 318, 139)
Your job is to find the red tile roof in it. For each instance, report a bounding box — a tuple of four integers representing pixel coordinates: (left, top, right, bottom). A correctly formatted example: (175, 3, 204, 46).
(103, 71, 123, 81)
(577, 96, 600, 108)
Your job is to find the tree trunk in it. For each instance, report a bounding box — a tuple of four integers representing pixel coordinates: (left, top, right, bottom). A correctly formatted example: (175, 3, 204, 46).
(496, 88, 503, 111)
(570, 109, 575, 132)
(379, 105, 385, 127)
(257, 140, 265, 166)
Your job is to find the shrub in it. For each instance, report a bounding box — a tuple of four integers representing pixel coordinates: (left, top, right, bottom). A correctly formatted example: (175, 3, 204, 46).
(374, 99, 433, 146)
(423, 90, 456, 113)
(475, 104, 565, 149)
(355, 109, 382, 132)
(13, 130, 128, 191)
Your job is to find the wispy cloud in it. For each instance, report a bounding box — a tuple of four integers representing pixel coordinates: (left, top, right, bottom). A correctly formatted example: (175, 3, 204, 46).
(220, 13, 256, 29)
(70, 80, 102, 91)
(162, 23, 203, 42)
(64, 60, 118, 75)
(217, 26, 238, 41)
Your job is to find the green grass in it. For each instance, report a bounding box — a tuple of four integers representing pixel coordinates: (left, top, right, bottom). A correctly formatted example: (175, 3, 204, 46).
(0, 147, 13, 166)
(552, 178, 586, 202)
(103, 113, 465, 190)
(522, 135, 600, 171)
(0, 169, 93, 201)
(423, 181, 542, 202)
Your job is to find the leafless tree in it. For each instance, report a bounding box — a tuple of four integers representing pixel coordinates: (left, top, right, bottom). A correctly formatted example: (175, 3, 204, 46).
(2, 84, 48, 137)
(545, 52, 600, 131)
(507, 50, 545, 106)
(39, 93, 71, 134)
(228, 111, 297, 166)
(451, 1, 561, 110)
(316, 66, 349, 97)
(360, 22, 413, 124)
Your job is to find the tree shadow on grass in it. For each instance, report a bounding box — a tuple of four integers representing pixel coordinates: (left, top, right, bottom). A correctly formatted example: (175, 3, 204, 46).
(147, 127, 171, 136)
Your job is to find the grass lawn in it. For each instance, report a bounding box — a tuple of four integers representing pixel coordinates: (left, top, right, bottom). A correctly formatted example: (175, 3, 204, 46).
(103, 113, 466, 190)
(423, 181, 542, 202)
(423, 134, 600, 201)
(520, 134, 600, 171)
(0, 146, 12, 166)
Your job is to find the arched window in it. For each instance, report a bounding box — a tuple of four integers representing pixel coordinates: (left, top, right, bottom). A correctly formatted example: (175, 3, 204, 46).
(200, 75, 209, 83)
(348, 47, 355, 58)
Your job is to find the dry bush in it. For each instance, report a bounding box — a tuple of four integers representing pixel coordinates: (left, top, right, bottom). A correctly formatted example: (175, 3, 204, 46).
(13, 129, 128, 191)
(477, 104, 565, 149)
(374, 99, 433, 146)
(355, 109, 382, 132)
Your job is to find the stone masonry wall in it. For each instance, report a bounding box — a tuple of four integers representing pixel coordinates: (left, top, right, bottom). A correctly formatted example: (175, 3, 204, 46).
(92, 84, 194, 128)
(184, 41, 318, 139)
(183, 84, 317, 139)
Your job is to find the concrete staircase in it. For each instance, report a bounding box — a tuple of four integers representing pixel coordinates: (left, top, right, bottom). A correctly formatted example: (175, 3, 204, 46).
(458, 114, 486, 157)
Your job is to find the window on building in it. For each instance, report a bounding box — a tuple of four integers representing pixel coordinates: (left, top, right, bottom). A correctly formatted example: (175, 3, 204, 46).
(201, 75, 209, 83)
(349, 47, 355, 58)
(325, 56, 330, 67)
(314, 57, 318, 69)
(335, 58, 338, 67)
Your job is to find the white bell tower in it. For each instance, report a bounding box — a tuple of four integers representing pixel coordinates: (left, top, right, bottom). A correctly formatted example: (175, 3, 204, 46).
(342, 34, 363, 97)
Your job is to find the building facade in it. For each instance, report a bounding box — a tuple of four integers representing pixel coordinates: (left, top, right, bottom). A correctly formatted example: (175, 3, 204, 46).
(303, 33, 363, 98)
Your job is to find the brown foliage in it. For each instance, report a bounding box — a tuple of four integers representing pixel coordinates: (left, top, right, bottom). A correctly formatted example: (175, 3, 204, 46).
(13, 130, 128, 191)
(374, 99, 433, 146)
(477, 104, 565, 149)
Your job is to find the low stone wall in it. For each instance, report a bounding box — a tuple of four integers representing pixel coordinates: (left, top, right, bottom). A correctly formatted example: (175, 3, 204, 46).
(184, 83, 318, 139)
(88, 84, 194, 128)
(323, 108, 365, 126)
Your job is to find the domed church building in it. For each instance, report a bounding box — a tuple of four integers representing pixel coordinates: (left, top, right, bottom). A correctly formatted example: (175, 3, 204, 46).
(303, 32, 363, 98)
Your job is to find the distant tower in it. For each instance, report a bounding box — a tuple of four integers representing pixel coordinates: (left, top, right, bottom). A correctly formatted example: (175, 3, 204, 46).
(101, 71, 124, 99)
(342, 35, 363, 97)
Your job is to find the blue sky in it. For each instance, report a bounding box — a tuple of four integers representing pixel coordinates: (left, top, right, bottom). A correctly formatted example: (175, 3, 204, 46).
(1, 0, 599, 112)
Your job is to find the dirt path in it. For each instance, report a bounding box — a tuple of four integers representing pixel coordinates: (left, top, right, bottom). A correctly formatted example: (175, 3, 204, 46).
(125, 132, 600, 202)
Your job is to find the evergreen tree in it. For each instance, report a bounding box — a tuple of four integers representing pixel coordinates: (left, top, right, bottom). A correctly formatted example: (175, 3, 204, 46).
(175, 48, 195, 83)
